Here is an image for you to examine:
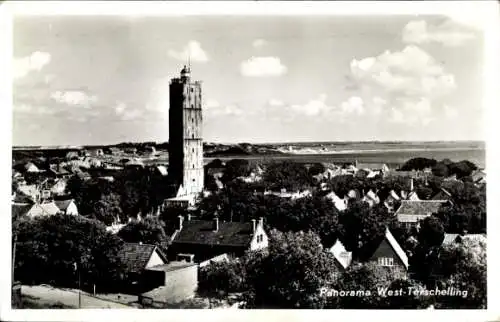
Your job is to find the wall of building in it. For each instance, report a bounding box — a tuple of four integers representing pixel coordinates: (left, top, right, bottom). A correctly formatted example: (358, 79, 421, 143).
(249, 225, 269, 251)
(369, 239, 406, 271)
(145, 250, 167, 269)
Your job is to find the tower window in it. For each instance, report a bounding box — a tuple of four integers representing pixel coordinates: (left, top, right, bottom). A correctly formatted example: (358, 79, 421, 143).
(190, 88, 194, 93)
(191, 104, 194, 108)
(192, 134, 194, 139)
(193, 164, 195, 169)
(192, 118, 194, 123)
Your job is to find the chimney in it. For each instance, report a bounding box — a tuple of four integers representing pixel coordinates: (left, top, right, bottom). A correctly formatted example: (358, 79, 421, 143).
(410, 178, 414, 191)
(259, 217, 264, 228)
(178, 215, 184, 230)
(187, 213, 191, 221)
(251, 219, 256, 233)
(213, 217, 219, 232)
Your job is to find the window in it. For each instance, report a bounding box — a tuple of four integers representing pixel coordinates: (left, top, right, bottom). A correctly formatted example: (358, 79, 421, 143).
(190, 88, 194, 93)
(191, 104, 194, 108)
(378, 257, 394, 267)
(193, 164, 195, 169)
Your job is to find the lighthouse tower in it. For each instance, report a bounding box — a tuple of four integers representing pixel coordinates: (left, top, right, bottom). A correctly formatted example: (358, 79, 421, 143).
(168, 66, 204, 196)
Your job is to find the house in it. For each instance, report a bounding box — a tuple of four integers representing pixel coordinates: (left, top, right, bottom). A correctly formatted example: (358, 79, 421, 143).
(54, 199, 78, 215)
(264, 189, 312, 200)
(25, 201, 61, 218)
(168, 216, 268, 263)
(369, 228, 409, 279)
(355, 161, 389, 174)
(50, 179, 67, 196)
(327, 239, 352, 278)
(154, 165, 168, 177)
(325, 191, 348, 211)
(76, 170, 92, 181)
(16, 184, 40, 203)
(362, 189, 380, 207)
(125, 159, 145, 168)
(117, 242, 169, 290)
(384, 190, 401, 213)
(139, 261, 198, 307)
(66, 151, 79, 160)
(24, 162, 40, 173)
(395, 200, 447, 230)
(442, 233, 487, 246)
(89, 149, 104, 157)
(470, 170, 486, 186)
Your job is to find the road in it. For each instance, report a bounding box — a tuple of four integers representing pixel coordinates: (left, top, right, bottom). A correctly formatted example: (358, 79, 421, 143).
(21, 285, 134, 309)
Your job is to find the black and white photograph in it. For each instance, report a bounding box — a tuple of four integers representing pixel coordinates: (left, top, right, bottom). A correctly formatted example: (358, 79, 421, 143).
(2, 1, 499, 321)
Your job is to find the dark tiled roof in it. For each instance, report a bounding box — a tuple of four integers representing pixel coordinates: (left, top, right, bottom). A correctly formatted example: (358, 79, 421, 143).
(395, 200, 446, 216)
(431, 188, 452, 201)
(118, 243, 167, 273)
(54, 199, 74, 211)
(173, 220, 254, 247)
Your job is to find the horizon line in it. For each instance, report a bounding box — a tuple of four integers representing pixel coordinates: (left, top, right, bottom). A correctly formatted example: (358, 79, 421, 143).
(11, 139, 486, 150)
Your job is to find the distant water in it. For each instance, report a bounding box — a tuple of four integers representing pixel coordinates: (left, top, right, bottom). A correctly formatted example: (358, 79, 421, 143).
(214, 141, 486, 169)
(143, 141, 485, 169)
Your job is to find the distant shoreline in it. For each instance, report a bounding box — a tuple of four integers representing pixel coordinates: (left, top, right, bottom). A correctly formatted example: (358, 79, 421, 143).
(11, 140, 485, 151)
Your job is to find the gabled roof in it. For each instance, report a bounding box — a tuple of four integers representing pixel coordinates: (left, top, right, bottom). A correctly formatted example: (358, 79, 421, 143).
(54, 199, 75, 211)
(388, 190, 400, 201)
(383, 228, 409, 269)
(173, 220, 256, 247)
(442, 233, 460, 245)
(155, 165, 168, 176)
(27, 202, 61, 217)
(329, 239, 352, 269)
(118, 243, 168, 273)
(407, 191, 420, 201)
(395, 200, 446, 216)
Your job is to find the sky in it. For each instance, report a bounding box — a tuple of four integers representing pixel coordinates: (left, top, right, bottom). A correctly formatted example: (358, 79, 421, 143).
(12, 14, 484, 145)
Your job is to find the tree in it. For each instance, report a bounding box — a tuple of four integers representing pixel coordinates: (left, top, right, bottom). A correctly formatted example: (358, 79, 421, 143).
(118, 216, 167, 245)
(400, 158, 437, 171)
(263, 161, 312, 192)
(338, 202, 396, 261)
(198, 260, 247, 297)
(14, 214, 125, 292)
(417, 216, 445, 248)
(334, 262, 394, 309)
(308, 163, 325, 176)
(246, 230, 336, 308)
(436, 238, 486, 308)
(222, 159, 251, 183)
(432, 162, 449, 177)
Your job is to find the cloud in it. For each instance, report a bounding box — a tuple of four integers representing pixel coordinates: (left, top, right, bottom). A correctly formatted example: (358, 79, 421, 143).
(14, 103, 56, 115)
(444, 105, 459, 119)
(388, 98, 435, 126)
(268, 99, 284, 107)
(350, 45, 456, 98)
(121, 109, 143, 121)
(114, 102, 127, 115)
(50, 90, 98, 108)
(204, 99, 243, 117)
(168, 41, 209, 62)
(403, 20, 476, 47)
(371, 96, 387, 115)
(252, 39, 267, 48)
(290, 94, 334, 117)
(240, 56, 287, 77)
(14, 51, 51, 79)
(340, 96, 364, 115)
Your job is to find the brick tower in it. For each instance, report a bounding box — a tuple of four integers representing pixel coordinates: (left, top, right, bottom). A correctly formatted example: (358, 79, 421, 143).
(168, 66, 204, 196)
